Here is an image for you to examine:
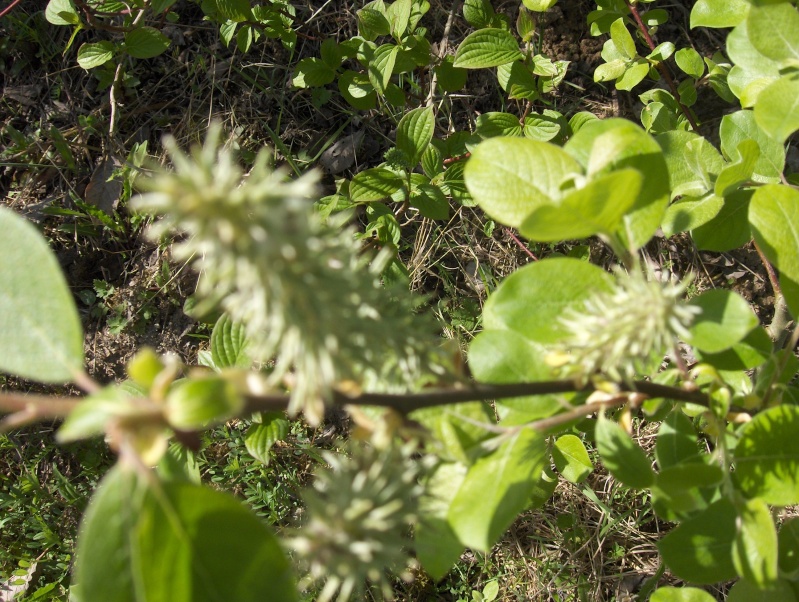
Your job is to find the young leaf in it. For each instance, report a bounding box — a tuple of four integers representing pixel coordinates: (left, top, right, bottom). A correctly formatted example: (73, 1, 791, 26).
(124, 27, 171, 59)
(338, 70, 377, 110)
(675, 48, 705, 79)
(77, 42, 115, 69)
(210, 314, 251, 369)
(727, 579, 798, 602)
(552, 434, 593, 484)
(453, 28, 523, 69)
(732, 498, 778, 587)
(368, 44, 399, 93)
(657, 498, 738, 584)
(0, 207, 83, 383)
(465, 137, 580, 228)
(714, 140, 759, 198)
(73, 465, 297, 602)
(214, 0, 252, 22)
(749, 184, 799, 284)
(522, 0, 557, 12)
(686, 289, 759, 354)
(595, 413, 654, 489)
(481, 258, 614, 345)
(661, 194, 724, 237)
(735, 405, 799, 506)
(358, 8, 391, 39)
(475, 112, 523, 138)
(609, 18, 636, 60)
(448, 428, 546, 551)
(691, 189, 753, 252)
(245, 412, 289, 465)
(396, 106, 434, 166)
(386, 0, 412, 39)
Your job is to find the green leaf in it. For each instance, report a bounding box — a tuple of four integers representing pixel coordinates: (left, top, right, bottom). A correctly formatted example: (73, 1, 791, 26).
(749, 184, 799, 284)
(653, 463, 724, 516)
(469, 330, 563, 424)
(746, 3, 799, 66)
(651, 587, 717, 602)
(595, 413, 654, 489)
(521, 0, 557, 11)
(165, 376, 244, 429)
(594, 59, 628, 83)
(453, 28, 523, 69)
(236, 25, 252, 53)
(726, 21, 781, 107)
(714, 140, 760, 197)
(338, 70, 377, 110)
(662, 194, 724, 237)
(358, 8, 391, 39)
(245, 412, 289, 465)
(523, 112, 562, 142)
(125, 27, 170, 59)
(349, 168, 404, 202)
(214, 0, 252, 22)
(291, 57, 336, 88)
(412, 402, 495, 465)
(648, 42, 675, 63)
(57, 386, 134, 443)
(497, 60, 539, 101)
(465, 137, 581, 228)
(697, 326, 771, 371)
(45, 0, 80, 25)
(519, 168, 641, 241)
(657, 498, 738, 584)
(735, 405, 799, 506)
(692, 188, 753, 252)
(463, 0, 494, 28)
(615, 61, 650, 91)
(656, 131, 723, 199)
(0, 207, 83, 382)
(409, 175, 449, 220)
(610, 18, 636, 60)
(552, 434, 593, 484)
(434, 55, 468, 92)
(386, 0, 412, 39)
(565, 119, 669, 251)
(368, 44, 399, 93)
(210, 314, 251, 369)
(396, 106, 434, 166)
(416, 462, 467, 580)
(754, 75, 799, 143)
(727, 579, 799, 602)
(779, 517, 799, 578)
(690, 0, 748, 28)
(475, 112, 523, 138)
(656, 409, 700, 470)
(732, 498, 778, 587)
(482, 258, 614, 345)
(77, 41, 115, 69)
(720, 111, 784, 183)
(448, 428, 546, 551)
(675, 47, 705, 79)
(73, 465, 296, 602)
(686, 289, 759, 354)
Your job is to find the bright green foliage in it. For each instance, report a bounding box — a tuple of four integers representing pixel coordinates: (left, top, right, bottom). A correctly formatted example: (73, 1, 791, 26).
(244, 412, 289, 465)
(732, 497, 778, 587)
(210, 314, 251, 369)
(453, 29, 523, 69)
(448, 428, 546, 551)
(651, 588, 717, 602)
(552, 434, 593, 484)
(687, 289, 759, 353)
(0, 207, 84, 383)
(73, 464, 296, 602)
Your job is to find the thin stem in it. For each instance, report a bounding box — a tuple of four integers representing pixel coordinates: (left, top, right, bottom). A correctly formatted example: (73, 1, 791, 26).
(0, 0, 23, 20)
(624, 0, 700, 132)
(504, 228, 537, 261)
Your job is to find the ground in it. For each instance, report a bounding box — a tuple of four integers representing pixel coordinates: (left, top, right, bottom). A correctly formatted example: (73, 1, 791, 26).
(0, 0, 780, 599)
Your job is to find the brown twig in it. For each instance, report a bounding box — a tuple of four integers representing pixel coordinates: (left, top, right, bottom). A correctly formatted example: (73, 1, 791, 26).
(0, 0, 23, 20)
(504, 227, 538, 261)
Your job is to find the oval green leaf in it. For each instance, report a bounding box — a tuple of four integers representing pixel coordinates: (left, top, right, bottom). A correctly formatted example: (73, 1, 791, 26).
(453, 28, 523, 69)
(210, 314, 251, 369)
(0, 207, 83, 383)
(595, 413, 654, 489)
(686, 289, 759, 354)
(465, 137, 581, 228)
(73, 465, 296, 602)
(245, 412, 289, 465)
(125, 26, 170, 59)
(396, 106, 434, 166)
(750, 185, 799, 284)
(552, 434, 593, 484)
(77, 41, 115, 70)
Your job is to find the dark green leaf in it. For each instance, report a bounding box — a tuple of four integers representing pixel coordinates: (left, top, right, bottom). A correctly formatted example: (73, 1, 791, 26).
(453, 29, 523, 69)
(396, 106, 434, 166)
(657, 498, 738, 584)
(125, 26, 171, 59)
